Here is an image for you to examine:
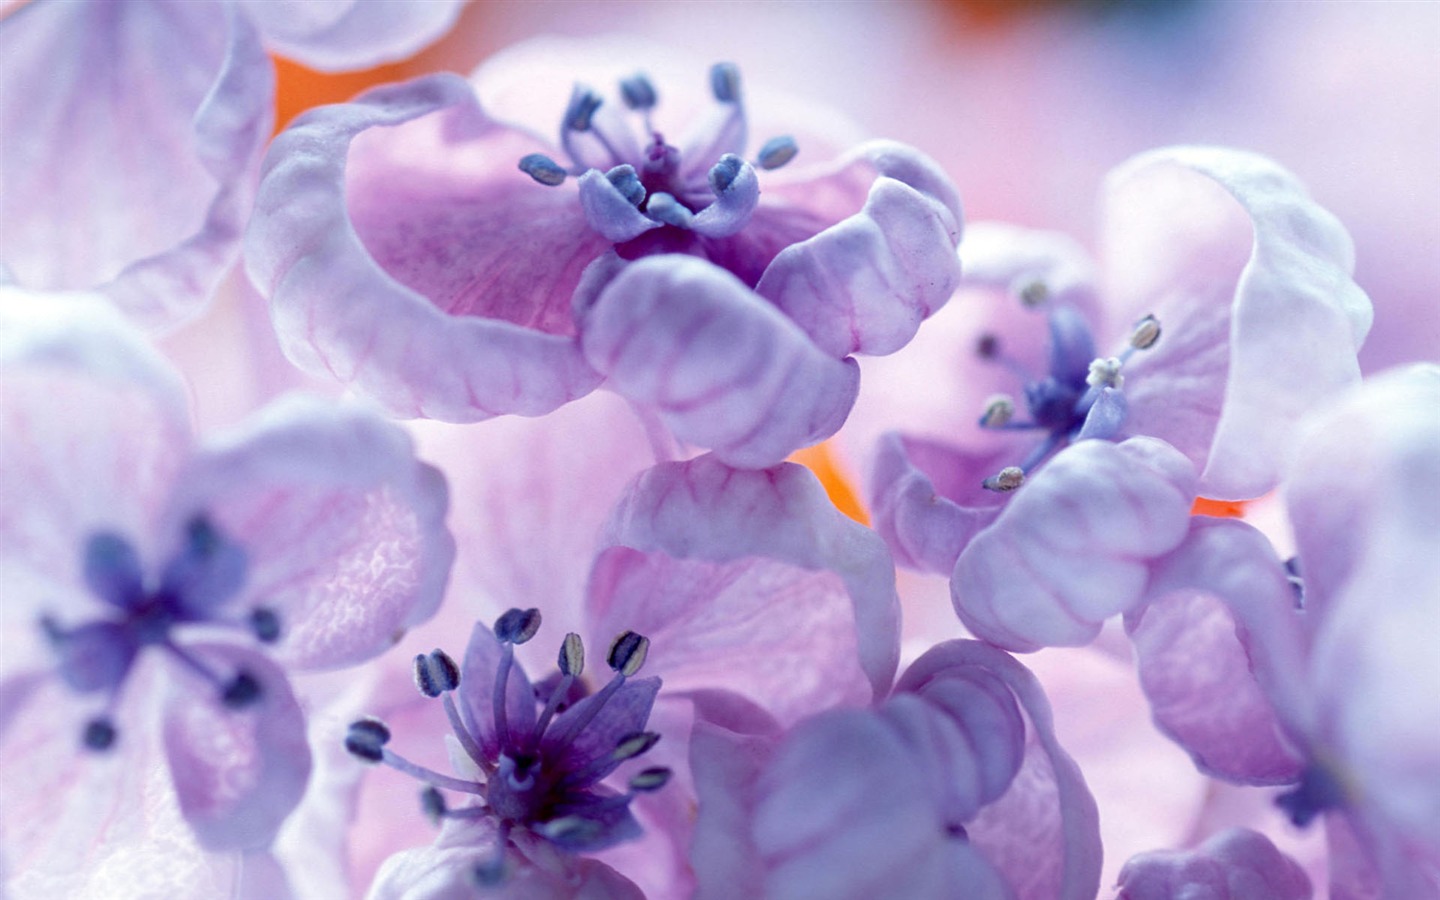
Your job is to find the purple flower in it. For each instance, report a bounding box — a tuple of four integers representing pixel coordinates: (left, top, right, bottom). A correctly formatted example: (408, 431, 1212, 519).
(1116, 828, 1311, 900)
(689, 639, 1101, 900)
(0, 0, 464, 331)
(867, 147, 1371, 651)
(0, 291, 454, 877)
(1125, 365, 1440, 898)
(244, 36, 963, 467)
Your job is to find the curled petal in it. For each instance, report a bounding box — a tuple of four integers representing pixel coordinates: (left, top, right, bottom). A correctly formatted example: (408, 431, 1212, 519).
(245, 74, 603, 421)
(691, 157, 761, 238)
(163, 644, 311, 852)
(601, 454, 900, 700)
(952, 437, 1197, 652)
(168, 395, 454, 670)
(1116, 828, 1312, 900)
(0, 0, 272, 330)
(238, 0, 465, 72)
(580, 256, 861, 467)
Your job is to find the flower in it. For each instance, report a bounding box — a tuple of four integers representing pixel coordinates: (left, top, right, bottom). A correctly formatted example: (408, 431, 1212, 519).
(1115, 828, 1311, 900)
(1124, 364, 1440, 897)
(0, 0, 464, 331)
(244, 35, 963, 466)
(867, 146, 1372, 651)
(0, 290, 454, 889)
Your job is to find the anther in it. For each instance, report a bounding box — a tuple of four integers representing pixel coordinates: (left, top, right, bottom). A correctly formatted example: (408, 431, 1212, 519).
(756, 136, 798, 170)
(1085, 357, 1124, 390)
(563, 87, 603, 132)
(629, 767, 672, 793)
(221, 671, 263, 709)
(248, 607, 281, 643)
(976, 334, 1000, 359)
(472, 856, 508, 887)
(413, 649, 461, 698)
(1016, 279, 1050, 308)
(645, 192, 694, 228)
(607, 631, 649, 676)
(82, 716, 117, 752)
(709, 63, 741, 103)
(606, 165, 646, 207)
(519, 153, 568, 187)
(983, 467, 1026, 493)
(559, 633, 585, 677)
(344, 717, 392, 763)
(495, 608, 542, 645)
(613, 731, 661, 761)
(420, 786, 447, 825)
(619, 73, 657, 111)
(537, 815, 603, 846)
(1129, 314, 1161, 350)
(979, 395, 1015, 429)
(708, 154, 744, 194)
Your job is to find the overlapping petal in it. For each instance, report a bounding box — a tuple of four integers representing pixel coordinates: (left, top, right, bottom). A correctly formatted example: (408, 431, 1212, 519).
(1116, 828, 1312, 900)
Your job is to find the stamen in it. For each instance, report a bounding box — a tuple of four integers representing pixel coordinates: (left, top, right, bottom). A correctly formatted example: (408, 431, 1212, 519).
(1015, 279, 1050, 309)
(756, 136, 798, 170)
(530, 633, 584, 749)
(1129, 314, 1161, 350)
(413, 649, 461, 698)
(344, 717, 392, 763)
(220, 671, 263, 709)
(979, 395, 1016, 429)
(560, 731, 662, 789)
(629, 767, 672, 793)
(519, 153, 568, 187)
(495, 608, 542, 645)
(606, 165, 646, 207)
(709, 62, 741, 103)
(563, 87, 603, 132)
(442, 693, 488, 767)
(536, 815, 604, 847)
(1284, 557, 1305, 609)
(619, 73, 657, 111)
(976, 334, 1001, 359)
(645, 192, 693, 228)
(1085, 357, 1124, 390)
(559, 632, 585, 677)
(1275, 765, 1346, 827)
(248, 607, 281, 643)
(82, 716, 117, 752)
(982, 467, 1026, 493)
(607, 631, 649, 676)
(420, 786, 447, 825)
(709, 154, 744, 194)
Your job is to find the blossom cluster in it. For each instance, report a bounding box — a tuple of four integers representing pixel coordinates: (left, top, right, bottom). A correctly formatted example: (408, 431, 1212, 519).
(1, 4, 1436, 900)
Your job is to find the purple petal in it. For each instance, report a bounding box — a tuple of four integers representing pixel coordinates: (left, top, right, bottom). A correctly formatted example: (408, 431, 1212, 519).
(580, 255, 861, 467)
(238, 0, 464, 73)
(1046, 305, 1097, 384)
(167, 396, 454, 670)
(601, 454, 901, 700)
(245, 74, 603, 421)
(82, 532, 145, 611)
(1116, 828, 1312, 900)
(0, 0, 272, 331)
(457, 622, 537, 759)
(952, 437, 1197, 652)
(162, 644, 311, 852)
(959, 222, 1101, 310)
(1103, 147, 1372, 499)
(756, 142, 964, 359)
(541, 677, 661, 785)
(160, 519, 249, 616)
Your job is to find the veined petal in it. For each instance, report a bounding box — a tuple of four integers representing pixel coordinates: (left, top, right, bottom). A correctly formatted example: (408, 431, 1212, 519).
(540, 677, 660, 786)
(239, 0, 465, 73)
(952, 437, 1197, 652)
(167, 395, 454, 670)
(0, 0, 273, 331)
(245, 73, 603, 422)
(1102, 147, 1372, 499)
(580, 255, 861, 468)
(1116, 828, 1311, 900)
(601, 455, 900, 700)
(162, 644, 310, 852)
(457, 623, 537, 760)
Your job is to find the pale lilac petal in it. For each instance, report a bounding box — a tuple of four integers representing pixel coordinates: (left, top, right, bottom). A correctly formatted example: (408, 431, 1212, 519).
(246, 74, 603, 421)
(0, 292, 192, 640)
(0, 0, 272, 331)
(1103, 147, 1372, 499)
(1117, 828, 1312, 900)
(457, 623, 537, 760)
(1076, 387, 1127, 440)
(756, 141, 964, 358)
(163, 644, 310, 852)
(601, 454, 901, 700)
(959, 222, 1100, 310)
(167, 396, 454, 670)
(239, 0, 464, 72)
(1126, 589, 1306, 784)
(580, 255, 861, 467)
(952, 437, 1197, 652)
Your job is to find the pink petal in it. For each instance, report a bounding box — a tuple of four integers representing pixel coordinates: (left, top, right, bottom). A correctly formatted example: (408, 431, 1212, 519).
(1117, 828, 1312, 900)
(168, 396, 454, 671)
(952, 437, 1197, 652)
(580, 255, 861, 467)
(602, 455, 901, 700)
(1, 0, 272, 331)
(162, 644, 311, 852)
(238, 0, 465, 72)
(245, 74, 603, 421)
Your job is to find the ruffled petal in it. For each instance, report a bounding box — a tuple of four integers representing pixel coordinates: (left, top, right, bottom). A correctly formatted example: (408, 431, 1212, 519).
(162, 644, 311, 852)
(1102, 147, 1372, 499)
(0, 0, 273, 330)
(756, 141, 964, 358)
(601, 454, 901, 700)
(1116, 828, 1312, 900)
(246, 74, 603, 421)
(580, 255, 861, 467)
(165, 395, 454, 670)
(952, 437, 1197, 652)
(239, 0, 465, 73)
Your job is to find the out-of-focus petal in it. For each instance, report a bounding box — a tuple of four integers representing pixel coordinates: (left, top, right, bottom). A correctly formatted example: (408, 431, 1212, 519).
(1102, 147, 1371, 499)
(0, 0, 273, 331)
(959, 223, 1100, 310)
(580, 255, 861, 467)
(239, 0, 465, 73)
(245, 74, 603, 421)
(162, 644, 311, 852)
(602, 454, 900, 700)
(952, 437, 1197, 652)
(1116, 828, 1312, 900)
(167, 395, 454, 670)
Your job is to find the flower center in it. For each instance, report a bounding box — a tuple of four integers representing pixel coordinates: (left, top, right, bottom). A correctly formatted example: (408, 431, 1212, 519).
(38, 516, 277, 751)
(1274, 763, 1347, 827)
(973, 286, 1160, 492)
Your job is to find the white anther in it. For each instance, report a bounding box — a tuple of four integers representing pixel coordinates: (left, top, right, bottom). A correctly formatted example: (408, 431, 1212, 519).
(985, 467, 1026, 492)
(1129, 315, 1161, 350)
(980, 395, 1015, 428)
(1086, 357, 1124, 390)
